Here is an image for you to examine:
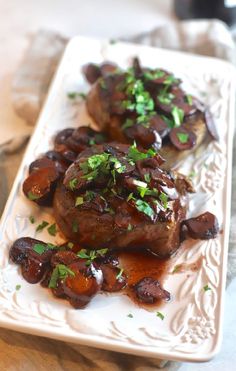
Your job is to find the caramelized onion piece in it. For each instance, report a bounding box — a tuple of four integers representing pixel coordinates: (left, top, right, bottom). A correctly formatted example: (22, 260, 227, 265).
(100, 264, 127, 292)
(29, 157, 67, 175)
(23, 167, 60, 206)
(62, 261, 103, 308)
(9, 237, 55, 284)
(182, 212, 219, 240)
(134, 277, 170, 303)
(82, 63, 102, 84)
(100, 62, 118, 77)
(125, 125, 162, 150)
(54, 128, 74, 145)
(51, 250, 79, 267)
(169, 127, 196, 150)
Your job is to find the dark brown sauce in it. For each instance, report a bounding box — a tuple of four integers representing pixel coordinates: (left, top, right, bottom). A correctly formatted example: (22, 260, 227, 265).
(118, 249, 171, 309)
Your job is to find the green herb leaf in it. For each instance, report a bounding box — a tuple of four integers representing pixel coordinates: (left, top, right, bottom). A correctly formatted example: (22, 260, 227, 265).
(75, 196, 84, 207)
(171, 106, 184, 127)
(47, 223, 57, 236)
(116, 268, 124, 280)
(163, 75, 179, 85)
(27, 191, 40, 201)
(135, 199, 155, 219)
(77, 248, 108, 265)
(188, 170, 196, 178)
(157, 91, 175, 105)
(128, 143, 156, 163)
(144, 173, 151, 183)
(172, 265, 181, 273)
(85, 190, 96, 202)
(49, 264, 75, 289)
(156, 311, 165, 320)
(127, 313, 133, 318)
(109, 39, 117, 45)
(67, 92, 87, 100)
(36, 221, 49, 232)
(159, 192, 168, 209)
(89, 138, 95, 145)
(67, 242, 74, 249)
(127, 192, 134, 202)
(77, 249, 90, 259)
(161, 115, 175, 129)
(33, 243, 56, 255)
(176, 132, 189, 144)
(143, 70, 165, 80)
(29, 215, 35, 224)
(203, 284, 211, 292)
(186, 94, 193, 105)
(15, 284, 21, 291)
(69, 178, 78, 191)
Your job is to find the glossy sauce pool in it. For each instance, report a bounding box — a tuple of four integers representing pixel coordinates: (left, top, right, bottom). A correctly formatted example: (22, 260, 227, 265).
(118, 249, 172, 308)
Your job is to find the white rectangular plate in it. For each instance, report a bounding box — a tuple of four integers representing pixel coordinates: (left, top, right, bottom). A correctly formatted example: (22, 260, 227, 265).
(0, 36, 235, 362)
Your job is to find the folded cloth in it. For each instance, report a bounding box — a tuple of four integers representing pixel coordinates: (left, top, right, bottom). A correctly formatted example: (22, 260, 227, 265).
(2, 19, 236, 370)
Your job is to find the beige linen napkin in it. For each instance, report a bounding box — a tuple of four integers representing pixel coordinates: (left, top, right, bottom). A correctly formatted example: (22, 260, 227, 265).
(1, 19, 236, 370)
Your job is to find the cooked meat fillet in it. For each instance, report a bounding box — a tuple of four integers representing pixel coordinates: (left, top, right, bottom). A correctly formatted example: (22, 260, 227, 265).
(54, 143, 188, 258)
(85, 59, 214, 168)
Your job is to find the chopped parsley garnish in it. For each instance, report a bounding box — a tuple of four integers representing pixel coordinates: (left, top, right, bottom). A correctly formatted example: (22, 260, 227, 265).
(72, 221, 79, 233)
(172, 265, 181, 273)
(36, 220, 49, 232)
(156, 311, 165, 320)
(203, 284, 211, 292)
(163, 75, 179, 85)
(47, 223, 57, 236)
(85, 190, 95, 202)
(157, 91, 175, 105)
(188, 170, 196, 178)
(144, 173, 151, 183)
(80, 151, 127, 183)
(171, 106, 184, 127)
(75, 196, 84, 207)
(69, 178, 78, 191)
(127, 192, 134, 202)
(109, 39, 117, 45)
(89, 138, 95, 145)
(33, 243, 56, 255)
(49, 264, 75, 289)
(29, 215, 35, 224)
(116, 268, 124, 280)
(27, 191, 40, 201)
(135, 199, 155, 219)
(159, 192, 168, 209)
(67, 92, 87, 100)
(127, 313, 133, 318)
(15, 284, 21, 291)
(67, 242, 74, 249)
(186, 94, 193, 105)
(143, 70, 165, 80)
(161, 115, 175, 129)
(77, 248, 108, 266)
(127, 224, 133, 231)
(122, 69, 155, 123)
(128, 143, 156, 163)
(176, 132, 189, 144)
